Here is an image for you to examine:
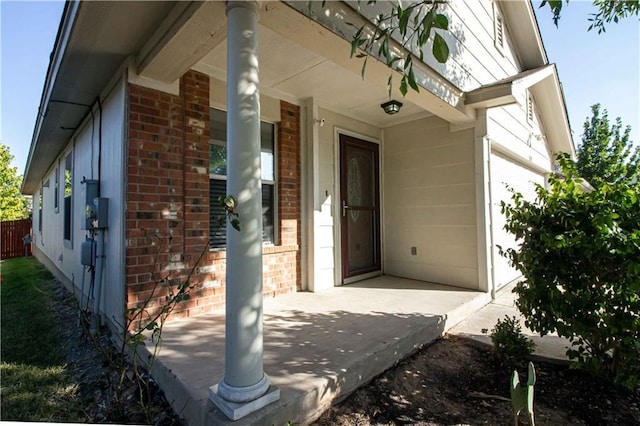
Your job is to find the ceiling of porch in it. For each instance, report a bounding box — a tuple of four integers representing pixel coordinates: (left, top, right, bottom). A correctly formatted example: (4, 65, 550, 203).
(194, 24, 431, 127)
(135, 1, 454, 127)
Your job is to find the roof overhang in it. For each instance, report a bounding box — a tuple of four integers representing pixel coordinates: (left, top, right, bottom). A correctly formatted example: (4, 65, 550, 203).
(465, 64, 575, 157)
(465, 65, 554, 108)
(530, 65, 576, 157)
(499, 0, 547, 69)
(22, 1, 177, 194)
(23, 0, 570, 194)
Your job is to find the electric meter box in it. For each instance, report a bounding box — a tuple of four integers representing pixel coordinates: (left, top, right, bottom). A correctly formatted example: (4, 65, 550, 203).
(82, 180, 99, 230)
(93, 197, 109, 229)
(81, 238, 96, 266)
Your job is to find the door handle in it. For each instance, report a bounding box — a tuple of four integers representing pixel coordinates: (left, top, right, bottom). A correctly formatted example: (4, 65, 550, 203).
(342, 200, 349, 217)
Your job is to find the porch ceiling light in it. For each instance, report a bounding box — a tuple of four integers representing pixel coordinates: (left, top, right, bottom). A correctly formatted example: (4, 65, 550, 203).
(381, 100, 402, 115)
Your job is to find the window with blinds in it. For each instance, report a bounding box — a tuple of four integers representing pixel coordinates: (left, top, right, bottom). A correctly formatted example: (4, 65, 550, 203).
(209, 108, 276, 249)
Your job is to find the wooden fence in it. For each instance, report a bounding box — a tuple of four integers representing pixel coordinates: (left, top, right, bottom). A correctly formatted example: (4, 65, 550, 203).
(1, 218, 32, 259)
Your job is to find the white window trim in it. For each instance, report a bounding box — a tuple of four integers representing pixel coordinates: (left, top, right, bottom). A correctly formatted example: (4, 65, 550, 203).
(54, 163, 60, 214)
(63, 150, 73, 248)
(208, 112, 279, 250)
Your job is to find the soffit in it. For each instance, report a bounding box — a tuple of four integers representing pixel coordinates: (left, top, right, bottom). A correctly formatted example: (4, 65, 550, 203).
(24, 1, 176, 194)
(196, 24, 430, 127)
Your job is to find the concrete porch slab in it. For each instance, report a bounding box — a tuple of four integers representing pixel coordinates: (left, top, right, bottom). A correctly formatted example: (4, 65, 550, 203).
(148, 276, 491, 425)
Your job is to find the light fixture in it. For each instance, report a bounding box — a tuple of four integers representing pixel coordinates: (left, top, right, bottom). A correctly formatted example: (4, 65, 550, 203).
(381, 100, 402, 115)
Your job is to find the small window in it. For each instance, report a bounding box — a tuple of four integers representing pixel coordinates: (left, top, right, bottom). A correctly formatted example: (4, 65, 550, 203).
(38, 187, 43, 234)
(63, 152, 73, 243)
(209, 108, 276, 249)
(54, 165, 60, 213)
(494, 3, 505, 53)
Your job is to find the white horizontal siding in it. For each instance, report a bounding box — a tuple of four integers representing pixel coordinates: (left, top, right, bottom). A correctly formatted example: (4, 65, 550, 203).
(383, 115, 478, 289)
(487, 98, 552, 171)
(31, 76, 126, 323)
(347, 0, 522, 91)
(312, 107, 381, 290)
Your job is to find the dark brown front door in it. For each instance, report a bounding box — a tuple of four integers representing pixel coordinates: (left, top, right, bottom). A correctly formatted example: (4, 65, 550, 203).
(339, 134, 381, 282)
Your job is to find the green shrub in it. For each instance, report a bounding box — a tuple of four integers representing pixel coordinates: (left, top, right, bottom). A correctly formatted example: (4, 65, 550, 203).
(483, 315, 535, 363)
(501, 154, 640, 389)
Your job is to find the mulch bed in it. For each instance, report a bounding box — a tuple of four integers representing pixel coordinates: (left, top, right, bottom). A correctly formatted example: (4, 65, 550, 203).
(315, 334, 640, 425)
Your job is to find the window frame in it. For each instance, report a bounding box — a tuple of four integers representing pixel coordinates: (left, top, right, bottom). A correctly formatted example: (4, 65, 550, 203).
(54, 164, 60, 213)
(38, 186, 43, 235)
(63, 150, 73, 248)
(208, 108, 278, 250)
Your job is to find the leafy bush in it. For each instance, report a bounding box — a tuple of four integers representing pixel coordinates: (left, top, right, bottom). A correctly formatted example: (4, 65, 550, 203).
(500, 154, 640, 389)
(482, 315, 535, 363)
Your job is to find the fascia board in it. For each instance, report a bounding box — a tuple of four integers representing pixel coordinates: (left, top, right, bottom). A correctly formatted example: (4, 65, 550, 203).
(465, 84, 516, 108)
(22, 1, 80, 194)
(530, 67, 575, 158)
(279, 1, 472, 123)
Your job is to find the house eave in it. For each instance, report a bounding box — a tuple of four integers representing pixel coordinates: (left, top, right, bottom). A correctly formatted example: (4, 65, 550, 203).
(280, 1, 474, 125)
(531, 65, 576, 158)
(465, 64, 574, 157)
(22, 1, 78, 195)
(499, 0, 547, 69)
(22, 1, 177, 195)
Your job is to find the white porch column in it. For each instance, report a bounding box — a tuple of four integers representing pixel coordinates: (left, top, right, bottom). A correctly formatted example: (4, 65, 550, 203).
(209, 1, 279, 420)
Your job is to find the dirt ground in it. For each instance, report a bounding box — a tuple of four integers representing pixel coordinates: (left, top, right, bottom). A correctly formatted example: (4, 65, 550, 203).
(47, 275, 639, 425)
(47, 278, 181, 424)
(314, 335, 640, 426)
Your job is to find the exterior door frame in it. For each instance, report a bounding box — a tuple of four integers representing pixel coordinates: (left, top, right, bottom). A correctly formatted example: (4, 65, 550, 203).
(334, 128, 382, 285)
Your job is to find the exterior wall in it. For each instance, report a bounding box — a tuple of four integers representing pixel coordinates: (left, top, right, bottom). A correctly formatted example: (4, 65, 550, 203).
(96, 79, 127, 321)
(443, 0, 522, 87)
(383, 116, 478, 289)
(486, 94, 552, 290)
(347, 0, 522, 91)
(489, 152, 545, 289)
(314, 107, 381, 289)
(487, 91, 552, 170)
(31, 76, 127, 323)
(125, 70, 301, 320)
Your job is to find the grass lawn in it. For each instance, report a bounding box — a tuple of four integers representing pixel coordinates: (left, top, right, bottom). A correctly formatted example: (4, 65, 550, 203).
(0, 257, 88, 422)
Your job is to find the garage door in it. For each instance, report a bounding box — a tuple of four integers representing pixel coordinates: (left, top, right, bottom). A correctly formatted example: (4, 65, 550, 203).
(490, 152, 546, 289)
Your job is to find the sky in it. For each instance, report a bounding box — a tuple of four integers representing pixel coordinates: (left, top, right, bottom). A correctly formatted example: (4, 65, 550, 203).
(1, 1, 639, 173)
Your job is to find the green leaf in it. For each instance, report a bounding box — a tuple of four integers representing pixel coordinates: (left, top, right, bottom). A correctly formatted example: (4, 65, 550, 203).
(387, 55, 402, 67)
(398, 8, 411, 35)
(434, 13, 449, 30)
(360, 56, 368, 80)
(399, 77, 408, 97)
(382, 38, 390, 59)
(432, 33, 449, 63)
(407, 68, 419, 92)
(403, 54, 412, 70)
(374, 28, 389, 41)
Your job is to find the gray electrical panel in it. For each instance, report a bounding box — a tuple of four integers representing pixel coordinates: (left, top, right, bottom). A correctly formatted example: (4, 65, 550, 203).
(93, 197, 109, 229)
(81, 238, 96, 266)
(82, 180, 99, 230)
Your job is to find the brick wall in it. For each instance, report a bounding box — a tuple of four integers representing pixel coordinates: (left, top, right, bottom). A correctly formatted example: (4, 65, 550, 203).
(125, 72, 301, 322)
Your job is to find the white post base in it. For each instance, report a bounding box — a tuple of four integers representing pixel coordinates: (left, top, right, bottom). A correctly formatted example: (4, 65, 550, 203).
(209, 385, 280, 421)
